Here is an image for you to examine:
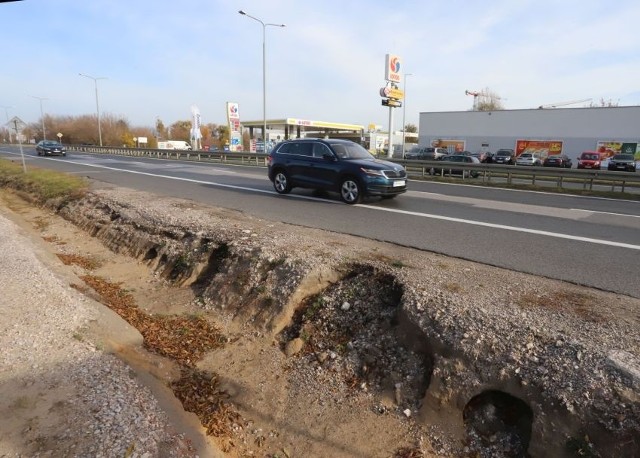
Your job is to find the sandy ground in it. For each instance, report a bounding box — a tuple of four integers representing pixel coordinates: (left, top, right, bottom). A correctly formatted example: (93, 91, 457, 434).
(0, 191, 436, 457)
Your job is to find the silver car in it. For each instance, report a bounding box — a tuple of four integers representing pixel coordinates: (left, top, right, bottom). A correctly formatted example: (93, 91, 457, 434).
(515, 152, 542, 166)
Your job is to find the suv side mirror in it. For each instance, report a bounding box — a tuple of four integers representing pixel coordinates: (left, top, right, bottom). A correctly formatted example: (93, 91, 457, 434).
(323, 153, 336, 161)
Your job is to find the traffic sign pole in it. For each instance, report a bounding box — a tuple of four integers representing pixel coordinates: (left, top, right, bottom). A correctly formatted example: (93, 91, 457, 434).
(9, 117, 27, 173)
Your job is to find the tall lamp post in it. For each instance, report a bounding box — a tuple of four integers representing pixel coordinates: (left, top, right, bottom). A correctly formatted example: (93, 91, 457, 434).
(238, 10, 285, 150)
(30, 96, 48, 141)
(401, 73, 413, 158)
(79, 73, 107, 146)
(1, 105, 12, 143)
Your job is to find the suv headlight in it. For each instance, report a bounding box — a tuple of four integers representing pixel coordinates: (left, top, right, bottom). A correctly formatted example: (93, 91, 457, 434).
(360, 168, 385, 177)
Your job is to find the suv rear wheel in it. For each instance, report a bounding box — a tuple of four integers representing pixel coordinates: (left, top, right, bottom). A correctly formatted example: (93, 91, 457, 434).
(273, 170, 291, 194)
(340, 177, 362, 204)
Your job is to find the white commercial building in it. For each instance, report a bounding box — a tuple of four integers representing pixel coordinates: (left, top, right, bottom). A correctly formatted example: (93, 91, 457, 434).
(418, 106, 640, 160)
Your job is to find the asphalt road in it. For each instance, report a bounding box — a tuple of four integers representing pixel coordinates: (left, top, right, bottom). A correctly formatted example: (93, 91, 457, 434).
(2, 146, 640, 298)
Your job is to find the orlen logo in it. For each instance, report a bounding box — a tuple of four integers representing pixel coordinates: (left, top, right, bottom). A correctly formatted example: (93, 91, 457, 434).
(390, 57, 401, 73)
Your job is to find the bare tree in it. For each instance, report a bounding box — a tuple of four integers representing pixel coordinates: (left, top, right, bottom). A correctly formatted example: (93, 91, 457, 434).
(476, 87, 505, 111)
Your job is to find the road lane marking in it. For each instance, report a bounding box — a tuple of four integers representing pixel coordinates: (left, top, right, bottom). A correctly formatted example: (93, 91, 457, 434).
(4, 153, 640, 250)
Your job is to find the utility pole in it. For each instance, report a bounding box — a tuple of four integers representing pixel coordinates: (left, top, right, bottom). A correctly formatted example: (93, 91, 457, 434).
(31, 96, 48, 140)
(0, 105, 12, 142)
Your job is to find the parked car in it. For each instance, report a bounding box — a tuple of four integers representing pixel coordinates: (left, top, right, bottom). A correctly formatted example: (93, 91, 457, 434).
(267, 138, 407, 204)
(405, 146, 448, 160)
(430, 155, 481, 178)
(36, 140, 66, 157)
(607, 154, 637, 172)
(543, 154, 572, 168)
(516, 152, 543, 166)
(470, 151, 491, 163)
(577, 151, 604, 169)
(493, 149, 517, 165)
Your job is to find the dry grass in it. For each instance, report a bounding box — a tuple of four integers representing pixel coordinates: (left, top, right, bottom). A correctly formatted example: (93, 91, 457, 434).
(443, 282, 463, 294)
(57, 253, 101, 270)
(517, 290, 604, 322)
(75, 273, 239, 450)
(394, 446, 424, 458)
(171, 368, 242, 452)
(79, 274, 225, 366)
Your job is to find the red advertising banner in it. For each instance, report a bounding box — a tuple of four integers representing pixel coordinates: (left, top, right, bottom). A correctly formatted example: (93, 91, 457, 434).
(515, 140, 563, 158)
(431, 138, 465, 152)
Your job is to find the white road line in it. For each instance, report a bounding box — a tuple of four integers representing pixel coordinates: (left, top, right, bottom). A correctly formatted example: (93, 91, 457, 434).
(357, 203, 640, 250)
(4, 153, 640, 250)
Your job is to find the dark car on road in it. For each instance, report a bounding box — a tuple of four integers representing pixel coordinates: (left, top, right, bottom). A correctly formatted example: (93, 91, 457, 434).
(493, 148, 517, 165)
(36, 140, 66, 157)
(543, 154, 573, 168)
(267, 138, 407, 204)
(430, 155, 481, 178)
(607, 154, 636, 172)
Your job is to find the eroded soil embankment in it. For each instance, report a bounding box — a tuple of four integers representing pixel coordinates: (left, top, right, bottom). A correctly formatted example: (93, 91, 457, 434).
(32, 188, 640, 456)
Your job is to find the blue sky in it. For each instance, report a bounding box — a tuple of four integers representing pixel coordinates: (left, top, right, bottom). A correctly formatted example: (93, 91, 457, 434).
(1, 0, 639, 130)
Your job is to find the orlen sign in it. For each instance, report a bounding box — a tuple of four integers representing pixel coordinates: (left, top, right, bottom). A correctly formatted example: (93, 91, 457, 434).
(385, 53, 402, 83)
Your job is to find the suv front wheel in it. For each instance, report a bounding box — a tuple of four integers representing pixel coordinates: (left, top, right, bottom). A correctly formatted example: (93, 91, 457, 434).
(340, 177, 362, 204)
(273, 170, 291, 194)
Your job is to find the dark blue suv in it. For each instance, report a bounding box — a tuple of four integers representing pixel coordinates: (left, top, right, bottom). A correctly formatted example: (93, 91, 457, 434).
(267, 138, 407, 204)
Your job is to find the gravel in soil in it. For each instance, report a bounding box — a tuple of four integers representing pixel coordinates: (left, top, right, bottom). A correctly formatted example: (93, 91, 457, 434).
(1, 186, 639, 458)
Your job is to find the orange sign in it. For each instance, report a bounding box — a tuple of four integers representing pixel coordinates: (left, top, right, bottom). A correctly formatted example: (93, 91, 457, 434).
(515, 140, 563, 158)
(431, 138, 465, 152)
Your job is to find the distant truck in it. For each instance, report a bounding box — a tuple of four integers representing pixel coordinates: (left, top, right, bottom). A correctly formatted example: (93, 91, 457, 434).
(157, 140, 192, 150)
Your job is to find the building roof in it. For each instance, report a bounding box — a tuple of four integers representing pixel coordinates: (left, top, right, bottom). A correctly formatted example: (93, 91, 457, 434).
(241, 118, 364, 132)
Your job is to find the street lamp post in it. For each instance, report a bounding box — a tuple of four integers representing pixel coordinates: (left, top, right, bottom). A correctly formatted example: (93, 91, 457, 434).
(401, 73, 413, 158)
(238, 10, 285, 150)
(31, 96, 48, 140)
(79, 73, 107, 146)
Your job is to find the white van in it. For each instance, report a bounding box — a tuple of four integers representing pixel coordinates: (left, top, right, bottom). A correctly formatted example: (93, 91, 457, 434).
(157, 141, 192, 150)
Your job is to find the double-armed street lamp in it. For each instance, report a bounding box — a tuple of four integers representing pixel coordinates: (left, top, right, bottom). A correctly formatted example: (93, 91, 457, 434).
(79, 73, 107, 146)
(238, 10, 285, 149)
(30, 96, 48, 140)
(401, 73, 413, 158)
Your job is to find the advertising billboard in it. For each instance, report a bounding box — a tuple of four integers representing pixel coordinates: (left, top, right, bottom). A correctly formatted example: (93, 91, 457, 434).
(226, 102, 242, 152)
(515, 140, 563, 158)
(431, 138, 465, 152)
(384, 54, 402, 83)
(596, 141, 640, 160)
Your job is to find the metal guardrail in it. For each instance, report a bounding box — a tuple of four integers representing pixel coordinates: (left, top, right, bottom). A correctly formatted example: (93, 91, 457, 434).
(67, 145, 270, 166)
(66, 145, 640, 193)
(395, 159, 640, 193)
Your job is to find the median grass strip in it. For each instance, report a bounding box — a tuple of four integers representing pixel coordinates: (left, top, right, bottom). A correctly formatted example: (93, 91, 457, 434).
(0, 158, 88, 203)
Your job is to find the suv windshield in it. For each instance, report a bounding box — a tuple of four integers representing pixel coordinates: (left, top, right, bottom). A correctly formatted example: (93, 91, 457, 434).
(329, 142, 374, 160)
(614, 154, 634, 160)
(496, 151, 511, 156)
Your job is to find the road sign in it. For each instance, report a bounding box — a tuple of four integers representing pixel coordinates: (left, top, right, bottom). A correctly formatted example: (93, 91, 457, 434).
(382, 99, 402, 108)
(387, 88, 404, 100)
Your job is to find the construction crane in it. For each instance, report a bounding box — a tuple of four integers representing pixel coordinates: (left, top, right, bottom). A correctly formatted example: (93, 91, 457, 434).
(537, 98, 592, 109)
(465, 89, 505, 110)
(465, 90, 481, 110)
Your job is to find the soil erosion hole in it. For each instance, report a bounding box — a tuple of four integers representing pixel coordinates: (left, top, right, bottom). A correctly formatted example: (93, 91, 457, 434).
(281, 265, 434, 407)
(463, 390, 533, 457)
